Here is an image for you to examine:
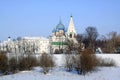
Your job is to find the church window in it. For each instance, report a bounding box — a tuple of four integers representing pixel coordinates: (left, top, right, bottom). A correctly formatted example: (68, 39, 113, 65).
(70, 34, 72, 38)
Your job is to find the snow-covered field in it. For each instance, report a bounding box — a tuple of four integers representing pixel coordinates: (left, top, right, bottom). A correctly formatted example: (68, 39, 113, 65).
(96, 54, 120, 66)
(0, 54, 120, 80)
(0, 67, 120, 80)
(54, 54, 120, 66)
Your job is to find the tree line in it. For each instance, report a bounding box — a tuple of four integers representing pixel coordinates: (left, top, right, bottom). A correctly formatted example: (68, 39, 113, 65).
(77, 26, 120, 53)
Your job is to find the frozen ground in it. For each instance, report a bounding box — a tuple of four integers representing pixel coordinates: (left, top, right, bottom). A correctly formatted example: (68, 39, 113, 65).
(0, 67, 120, 80)
(96, 54, 120, 66)
(54, 54, 120, 66)
(0, 54, 120, 80)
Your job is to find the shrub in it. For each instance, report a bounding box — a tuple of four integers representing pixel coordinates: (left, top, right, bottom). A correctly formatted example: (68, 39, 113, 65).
(40, 53, 55, 74)
(18, 56, 37, 70)
(54, 49, 60, 54)
(8, 57, 18, 73)
(0, 51, 8, 73)
(75, 54, 82, 74)
(81, 53, 96, 74)
(65, 54, 76, 71)
(76, 49, 97, 75)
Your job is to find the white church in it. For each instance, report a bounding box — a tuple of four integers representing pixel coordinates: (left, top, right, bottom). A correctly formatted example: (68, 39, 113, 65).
(0, 16, 77, 54)
(50, 16, 77, 53)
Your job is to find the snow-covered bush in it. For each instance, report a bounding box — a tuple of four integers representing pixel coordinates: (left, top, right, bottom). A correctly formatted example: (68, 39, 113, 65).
(40, 53, 55, 74)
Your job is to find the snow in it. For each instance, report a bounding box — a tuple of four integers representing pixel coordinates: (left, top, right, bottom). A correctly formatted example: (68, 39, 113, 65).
(53, 54, 66, 66)
(0, 54, 120, 80)
(0, 67, 120, 80)
(96, 54, 120, 66)
(53, 54, 120, 66)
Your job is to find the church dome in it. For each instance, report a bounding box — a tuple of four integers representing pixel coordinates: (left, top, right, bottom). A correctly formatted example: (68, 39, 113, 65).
(56, 22, 65, 30)
(52, 20, 66, 33)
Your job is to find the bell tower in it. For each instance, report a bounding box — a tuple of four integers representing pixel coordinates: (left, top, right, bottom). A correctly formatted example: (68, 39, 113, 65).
(67, 16, 77, 43)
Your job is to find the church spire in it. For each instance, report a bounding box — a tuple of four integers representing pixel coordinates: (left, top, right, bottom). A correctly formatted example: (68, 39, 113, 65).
(70, 14, 72, 17)
(67, 16, 77, 35)
(67, 16, 77, 43)
(59, 16, 62, 24)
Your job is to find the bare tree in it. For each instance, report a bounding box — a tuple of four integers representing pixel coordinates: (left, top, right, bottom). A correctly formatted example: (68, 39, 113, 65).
(104, 31, 120, 53)
(85, 26, 98, 50)
(65, 40, 78, 54)
(77, 34, 85, 52)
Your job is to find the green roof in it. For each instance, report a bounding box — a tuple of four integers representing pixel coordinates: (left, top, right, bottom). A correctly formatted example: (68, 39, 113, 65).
(51, 42, 67, 45)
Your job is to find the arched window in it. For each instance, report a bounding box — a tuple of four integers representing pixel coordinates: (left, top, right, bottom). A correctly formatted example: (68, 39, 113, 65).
(70, 34, 72, 38)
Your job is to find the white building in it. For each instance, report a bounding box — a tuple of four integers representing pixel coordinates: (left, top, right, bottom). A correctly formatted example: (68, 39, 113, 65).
(0, 37, 50, 54)
(22, 37, 50, 54)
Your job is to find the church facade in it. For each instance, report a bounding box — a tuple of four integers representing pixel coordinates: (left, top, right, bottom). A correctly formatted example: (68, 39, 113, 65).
(50, 16, 77, 53)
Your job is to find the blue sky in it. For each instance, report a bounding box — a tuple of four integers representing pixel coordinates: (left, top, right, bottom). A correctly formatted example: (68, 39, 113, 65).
(0, 0, 120, 41)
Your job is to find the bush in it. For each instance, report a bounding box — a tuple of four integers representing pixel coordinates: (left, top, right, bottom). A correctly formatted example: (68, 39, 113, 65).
(81, 53, 97, 75)
(65, 54, 75, 71)
(97, 58, 116, 67)
(40, 53, 55, 74)
(76, 49, 97, 75)
(54, 49, 60, 54)
(0, 51, 8, 73)
(18, 56, 37, 70)
(8, 57, 18, 73)
(75, 54, 82, 74)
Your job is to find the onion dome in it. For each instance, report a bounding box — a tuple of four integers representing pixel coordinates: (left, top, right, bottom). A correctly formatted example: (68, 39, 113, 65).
(52, 19, 66, 33)
(56, 29, 59, 32)
(56, 20, 65, 31)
